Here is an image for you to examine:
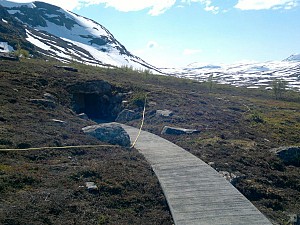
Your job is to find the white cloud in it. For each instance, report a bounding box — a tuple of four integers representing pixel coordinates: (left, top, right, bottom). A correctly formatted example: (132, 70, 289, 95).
(9, 0, 223, 14)
(181, 0, 220, 13)
(183, 48, 202, 56)
(84, 0, 176, 16)
(204, 4, 219, 14)
(6, 0, 176, 14)
(235, 0, 298, 10)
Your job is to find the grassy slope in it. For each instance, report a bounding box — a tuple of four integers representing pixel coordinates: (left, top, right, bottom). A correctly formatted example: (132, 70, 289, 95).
(1, 59, 300, 224)
(0, 60, 172, 225)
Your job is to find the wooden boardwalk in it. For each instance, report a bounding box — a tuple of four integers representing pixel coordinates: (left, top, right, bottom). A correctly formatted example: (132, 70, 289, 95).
(120, 124, 272, 225)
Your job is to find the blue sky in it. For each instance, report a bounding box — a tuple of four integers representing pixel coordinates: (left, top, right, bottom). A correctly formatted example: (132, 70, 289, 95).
(11, 0, 300, 67)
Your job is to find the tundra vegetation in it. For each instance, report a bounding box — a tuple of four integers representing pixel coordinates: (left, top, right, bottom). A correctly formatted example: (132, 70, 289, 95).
(0, 59, 299, 225)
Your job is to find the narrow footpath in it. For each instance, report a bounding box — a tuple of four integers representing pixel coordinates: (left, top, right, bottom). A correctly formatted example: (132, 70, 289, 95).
(120, 124, 272, 225)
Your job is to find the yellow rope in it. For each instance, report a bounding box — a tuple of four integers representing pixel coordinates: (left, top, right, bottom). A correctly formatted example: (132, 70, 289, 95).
(130, 94, 147, 148)
(0, 144, 117, 152)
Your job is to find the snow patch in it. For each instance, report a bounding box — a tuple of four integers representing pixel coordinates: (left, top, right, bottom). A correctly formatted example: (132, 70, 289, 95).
(0, 0, 35, 8)
(162, 60, 300, 91)
(26, 30, 51, 51)
(0, 42, 13, 52)
(284, 54, 300, 62)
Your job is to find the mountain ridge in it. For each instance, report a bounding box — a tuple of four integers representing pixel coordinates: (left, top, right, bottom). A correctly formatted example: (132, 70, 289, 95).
(0, 0, 159, 71)
(161, 59, 300, 91)
(0, 0, 299, 90)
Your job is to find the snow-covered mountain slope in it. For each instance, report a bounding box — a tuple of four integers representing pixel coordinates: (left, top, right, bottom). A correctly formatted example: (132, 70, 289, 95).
(160, 59, 300, 91)
(284, 54, 300, 62)
(0, 0, 158, 71)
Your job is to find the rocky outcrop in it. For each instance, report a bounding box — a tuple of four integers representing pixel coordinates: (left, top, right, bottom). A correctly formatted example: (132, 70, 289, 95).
(161, 126, 200, 135)
(0, 53, 19, 61)
(288, 214, 300, 225)
(271, 146, 300, 166)
(43, 93, 56, 102)
(219, 171, 245, 185)
(78, 113, 89, 120)
(116, 109, 141, 122)
(156, 109, 173, 117)
(82, 123, 130, 147)
(54, 65, 78, 72)
(85, 182, 98, 192)
(68, 80, 123, 121)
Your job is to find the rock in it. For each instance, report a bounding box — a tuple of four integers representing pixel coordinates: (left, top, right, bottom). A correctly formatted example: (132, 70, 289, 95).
(208, 162, 215, 167)
(85, 182, 98, 191)
(51, 119, 66, 124)
(43, 93, 56, 101)
(161, 126, 200, 135)
(271, 146, 300, 166)
(78, 113, 89, 120)
(156, 109, 174, 117)
(0, 53, 19, 61)
(148, 101, 157, 106)
(288, 214, 300, 225)
(82, 123, 131, 147)
(219, 171, 245, 185)
(30, 99, 56, 108)
(115, 109, 140, 122)
(54, 65, 78, 72)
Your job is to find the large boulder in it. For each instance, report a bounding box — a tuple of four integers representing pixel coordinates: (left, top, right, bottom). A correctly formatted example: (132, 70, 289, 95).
(161, 126, 200, 135)
(271, 146, 300, 166)
(82, 123, 130, 147)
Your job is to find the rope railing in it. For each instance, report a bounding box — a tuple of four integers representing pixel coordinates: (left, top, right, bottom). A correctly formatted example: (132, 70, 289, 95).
(0, 144, 118, 152)
(130, 93, 147, 148)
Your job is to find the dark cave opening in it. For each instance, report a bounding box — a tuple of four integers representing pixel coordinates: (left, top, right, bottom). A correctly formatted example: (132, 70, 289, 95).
(68, 80, 123, 122)
(73, 93, 116, 122)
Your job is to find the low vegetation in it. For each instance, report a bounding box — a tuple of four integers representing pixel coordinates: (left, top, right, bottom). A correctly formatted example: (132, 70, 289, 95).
(1, 59, 299, 224)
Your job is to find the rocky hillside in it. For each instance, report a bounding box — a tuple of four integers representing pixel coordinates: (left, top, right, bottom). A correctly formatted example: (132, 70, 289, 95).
(1, 59, 299, 224)
(0, 0, 158, 71)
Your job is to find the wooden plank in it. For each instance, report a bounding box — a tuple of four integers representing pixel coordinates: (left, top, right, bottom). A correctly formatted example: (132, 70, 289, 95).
(120, 124, 272, 225)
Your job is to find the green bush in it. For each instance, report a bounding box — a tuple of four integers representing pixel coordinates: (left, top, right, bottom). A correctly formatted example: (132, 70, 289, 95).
(249, 112, 265, 123)
(130, 92, 147, 108)
(272, 79, 288, 99)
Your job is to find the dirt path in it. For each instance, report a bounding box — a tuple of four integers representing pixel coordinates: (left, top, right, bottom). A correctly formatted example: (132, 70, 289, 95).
(120, 123, 272, 225)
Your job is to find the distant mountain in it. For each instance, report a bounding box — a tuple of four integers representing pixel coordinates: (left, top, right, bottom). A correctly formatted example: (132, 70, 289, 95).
(0, 0, 158, 71)
(160, 60, 300, 91)
(284, 54, 300, 62)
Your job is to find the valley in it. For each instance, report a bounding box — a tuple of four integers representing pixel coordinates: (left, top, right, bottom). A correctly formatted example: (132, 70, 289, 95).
(0, 59, 299, 224)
